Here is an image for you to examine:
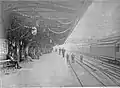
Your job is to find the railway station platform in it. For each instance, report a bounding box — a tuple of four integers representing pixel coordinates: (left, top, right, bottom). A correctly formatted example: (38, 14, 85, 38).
(0, 52, 117, 87)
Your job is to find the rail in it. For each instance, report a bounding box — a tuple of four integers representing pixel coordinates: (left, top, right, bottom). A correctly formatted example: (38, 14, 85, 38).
(74, 57, 120, 86)
(68, 61, 83, 86)
(83, 60, 120, 86)
(78, 52, 120, 64)
(75, 59, 106, 86)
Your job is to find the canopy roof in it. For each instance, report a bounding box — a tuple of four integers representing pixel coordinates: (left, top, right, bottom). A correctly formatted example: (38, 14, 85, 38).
(3, 0, 92, 46)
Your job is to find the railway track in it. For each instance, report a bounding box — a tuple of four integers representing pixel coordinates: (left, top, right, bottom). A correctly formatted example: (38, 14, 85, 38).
(73, 50, 120, 65)
(84, 60, 120, 80)
(81, 52, 120, 66)
(68, 60, 106, 86)
(73, 51, 120, 78)
(84, 56, 120, 76)
(67, 51, 120, 86)
(75, 60, 106, 86)
(68, 61, 83, 87)
(83, 60, 120, 86)
(96, 58, 120, 69)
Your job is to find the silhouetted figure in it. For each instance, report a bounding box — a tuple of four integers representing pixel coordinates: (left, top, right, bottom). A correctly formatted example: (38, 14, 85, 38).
(71, 53, 75, 63)
(59, 48, 60, 54)
(80, 54, 83, 62)
(62, 48, 66, 58)
(59, 48, 61, 55)
(55, 48, 57, 52)
(66, 53, 69, 64)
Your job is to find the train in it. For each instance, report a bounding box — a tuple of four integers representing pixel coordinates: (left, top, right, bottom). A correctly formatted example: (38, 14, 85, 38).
(76, 36, 120, 65)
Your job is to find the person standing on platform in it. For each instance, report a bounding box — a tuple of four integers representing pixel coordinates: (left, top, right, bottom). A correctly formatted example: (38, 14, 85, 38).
(59, 48, 61, 55)
(62, 48, 66, 58)
(71, 53, 75, 63)
(66, 53, 69, 64)
(59, 48, 60, 53)
(80, 54, 83, 62)
(55, 48, 57, 52)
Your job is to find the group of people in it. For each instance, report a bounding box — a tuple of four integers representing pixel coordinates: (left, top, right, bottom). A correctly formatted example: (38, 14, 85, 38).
(66, 53, 75, 63)
(58, 48, 66, 57)
(54, 47, 83, 64)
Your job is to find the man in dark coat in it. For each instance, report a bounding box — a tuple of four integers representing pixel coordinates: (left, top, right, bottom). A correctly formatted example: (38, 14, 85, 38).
(80, 54, 83, 62)
(66, 53, 69, 64)
(55, 48, 57, 52)
(59, 48, 61, 55)
(71, 53, 75, 63)
(62, 48, 66, 58)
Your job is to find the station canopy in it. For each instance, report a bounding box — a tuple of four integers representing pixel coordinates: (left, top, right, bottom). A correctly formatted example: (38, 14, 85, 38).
(3, 0, 92, 47)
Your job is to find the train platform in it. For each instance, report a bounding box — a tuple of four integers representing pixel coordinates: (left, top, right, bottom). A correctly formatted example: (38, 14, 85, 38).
(0, 52, 117, 87)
